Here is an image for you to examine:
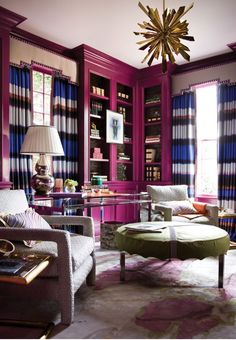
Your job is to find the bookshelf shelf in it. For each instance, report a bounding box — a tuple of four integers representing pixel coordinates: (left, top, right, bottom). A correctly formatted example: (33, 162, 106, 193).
(90, 158, 109, 162)
(117, 99, 133, 107)
(90, 93, 110, 101)
(90, 114, 103, 119)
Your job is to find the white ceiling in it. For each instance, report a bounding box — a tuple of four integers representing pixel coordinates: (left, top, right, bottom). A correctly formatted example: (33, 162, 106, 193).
(0, 0, 236, 68)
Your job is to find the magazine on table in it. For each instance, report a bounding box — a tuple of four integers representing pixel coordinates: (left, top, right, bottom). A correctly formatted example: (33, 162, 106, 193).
(125, 224, 167, 233)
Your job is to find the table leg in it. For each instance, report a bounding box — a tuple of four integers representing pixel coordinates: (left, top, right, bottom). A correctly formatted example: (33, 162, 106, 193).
(218, 254, 224, 288)
(148, 201, 151, 221)
(120, 251, 126, 281)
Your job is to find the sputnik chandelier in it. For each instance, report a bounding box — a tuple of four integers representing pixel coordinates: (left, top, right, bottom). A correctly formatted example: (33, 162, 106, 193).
(134, 1, 194, 72)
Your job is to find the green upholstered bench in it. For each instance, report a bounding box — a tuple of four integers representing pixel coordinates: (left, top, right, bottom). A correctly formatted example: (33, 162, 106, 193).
(115, 221, 230, 288)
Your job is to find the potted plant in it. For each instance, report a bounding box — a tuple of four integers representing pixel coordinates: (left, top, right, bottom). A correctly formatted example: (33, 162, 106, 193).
(64, 179, 78, 193)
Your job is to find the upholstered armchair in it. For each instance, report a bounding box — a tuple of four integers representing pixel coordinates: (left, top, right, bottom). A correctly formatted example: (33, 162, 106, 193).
(142, 185, 219, 226)
(0, 189, 96, 325)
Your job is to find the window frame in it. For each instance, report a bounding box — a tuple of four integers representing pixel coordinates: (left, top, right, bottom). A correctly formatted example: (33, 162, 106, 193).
(193, 81, 218, 204)
(31, 64, 53, 126)
(31, 65, 53, 174)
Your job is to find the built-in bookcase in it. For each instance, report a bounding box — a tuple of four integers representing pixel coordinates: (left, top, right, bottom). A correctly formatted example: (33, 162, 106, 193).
(144, 85, 162, 182)
(116, 83, 133, 181)
(89, 73, 110, 182)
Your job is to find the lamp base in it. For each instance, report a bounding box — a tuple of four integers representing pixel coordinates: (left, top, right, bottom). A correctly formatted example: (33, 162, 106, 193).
(31, 173, 55, 196)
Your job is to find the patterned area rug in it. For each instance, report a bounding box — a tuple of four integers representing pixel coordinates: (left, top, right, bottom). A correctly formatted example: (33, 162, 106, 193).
(52, 245, 236, 339)
(1, 243, 236, 339)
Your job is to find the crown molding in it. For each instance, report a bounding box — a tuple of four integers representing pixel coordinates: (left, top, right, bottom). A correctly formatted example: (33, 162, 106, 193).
(174, 52, 236, 74)
(71, 44, 137, 77)
(0, 6, 26, 31)
(11, 27, 72, 57)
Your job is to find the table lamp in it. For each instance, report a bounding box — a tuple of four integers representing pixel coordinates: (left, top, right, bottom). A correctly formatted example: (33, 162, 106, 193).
(20, 125, 64, 195)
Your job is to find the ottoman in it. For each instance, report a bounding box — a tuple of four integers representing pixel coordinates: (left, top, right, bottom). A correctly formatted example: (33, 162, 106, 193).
(115, 221, 230, 288)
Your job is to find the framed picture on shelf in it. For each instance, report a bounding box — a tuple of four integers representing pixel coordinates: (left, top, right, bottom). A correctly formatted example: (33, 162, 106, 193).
(106, 109, 124, 144)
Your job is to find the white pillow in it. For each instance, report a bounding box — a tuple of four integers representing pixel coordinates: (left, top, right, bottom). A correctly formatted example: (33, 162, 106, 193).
(158, 200, 197, 215)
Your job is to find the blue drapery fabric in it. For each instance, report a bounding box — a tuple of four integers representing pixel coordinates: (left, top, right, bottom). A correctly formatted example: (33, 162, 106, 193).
(52, 77, 79, 182)
(218, 83, 236, 240)
(172, 91, 196, 197)
(9, 65, 32, 193)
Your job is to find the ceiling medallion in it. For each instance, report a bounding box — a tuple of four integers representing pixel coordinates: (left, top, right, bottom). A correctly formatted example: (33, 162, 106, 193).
(134, 1, 195, 72)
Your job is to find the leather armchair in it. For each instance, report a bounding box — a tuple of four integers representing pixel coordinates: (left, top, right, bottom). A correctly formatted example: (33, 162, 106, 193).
(0, 189, 96, 325)
(142, 185, 219, 227)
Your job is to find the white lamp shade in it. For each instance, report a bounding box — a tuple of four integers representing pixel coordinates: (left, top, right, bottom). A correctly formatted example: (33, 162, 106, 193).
(20, 125, 64, 156)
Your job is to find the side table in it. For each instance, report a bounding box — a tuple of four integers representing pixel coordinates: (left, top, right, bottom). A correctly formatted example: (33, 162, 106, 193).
(219, 211, 236, 250)
(0, 253, 54, 339)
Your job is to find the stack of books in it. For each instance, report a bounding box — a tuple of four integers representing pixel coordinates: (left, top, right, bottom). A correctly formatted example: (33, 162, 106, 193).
(92, 147, 103, 159)
(145, 135, 161, 143)
(90, 122, 100, 138)
(145, 148, 156, 163)
(118, 152, 130, 161)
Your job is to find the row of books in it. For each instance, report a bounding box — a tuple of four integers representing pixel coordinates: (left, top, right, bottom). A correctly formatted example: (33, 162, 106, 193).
(145, 166, 161, 181)
(145, 95, 161, 104)
(91, 86, 105, 96)
(117, 92, 130, 101)
(91, 101, 103, 116)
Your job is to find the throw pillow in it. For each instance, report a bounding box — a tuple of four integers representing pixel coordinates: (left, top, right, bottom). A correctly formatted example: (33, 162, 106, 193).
(0, 208, 51, 247)
(158, 200, 198, 215)
(192, 202, 207, 214)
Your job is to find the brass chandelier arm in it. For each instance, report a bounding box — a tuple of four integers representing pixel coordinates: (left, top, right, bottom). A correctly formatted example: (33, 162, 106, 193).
(134, 0, 195, 72)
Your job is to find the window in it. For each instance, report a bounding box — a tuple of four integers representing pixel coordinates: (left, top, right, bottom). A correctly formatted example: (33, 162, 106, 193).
(32, 70, 52, 125)
(32, 69, 52, 172)
(195, 83, 218, 197)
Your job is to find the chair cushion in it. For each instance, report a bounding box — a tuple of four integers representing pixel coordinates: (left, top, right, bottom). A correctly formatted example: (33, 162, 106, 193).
(147, 185, 189, 202)
(13, 234, 94, 277)
(159, 200, 197, 215)
(172, 215, 215, 225)
(0, 209, 51, 247)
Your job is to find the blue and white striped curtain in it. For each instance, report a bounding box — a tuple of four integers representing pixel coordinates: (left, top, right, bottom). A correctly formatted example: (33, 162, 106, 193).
(172, 91, 196, 197)
(9, 65, 32, 193)
(52, 77, 79, 181)
(218, 83, 236, 239)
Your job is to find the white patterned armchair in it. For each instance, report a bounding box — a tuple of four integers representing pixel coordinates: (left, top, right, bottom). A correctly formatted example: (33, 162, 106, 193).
(0, 189, 96, 325)
(141, 185, 219, 226)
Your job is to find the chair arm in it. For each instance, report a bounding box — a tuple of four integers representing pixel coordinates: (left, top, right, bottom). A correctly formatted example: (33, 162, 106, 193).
(41, 215, 95, 239)
(0, 227, 72, 271)
(152, 203, 173, 221)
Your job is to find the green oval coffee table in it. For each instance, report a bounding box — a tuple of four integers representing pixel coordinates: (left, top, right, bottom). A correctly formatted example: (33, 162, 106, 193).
(115, 221, 230, 288)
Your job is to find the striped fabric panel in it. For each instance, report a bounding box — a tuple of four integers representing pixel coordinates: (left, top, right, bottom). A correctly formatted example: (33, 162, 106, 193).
(9, 65, 32, 193)
(218, 83, 236, 239)
(172, 91, 196, 197)
(52, 77, 79, 181)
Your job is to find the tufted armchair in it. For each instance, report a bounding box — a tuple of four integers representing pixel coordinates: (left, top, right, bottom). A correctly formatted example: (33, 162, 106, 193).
(0, 189, 96, 325)
(141, 185, 219, 226)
